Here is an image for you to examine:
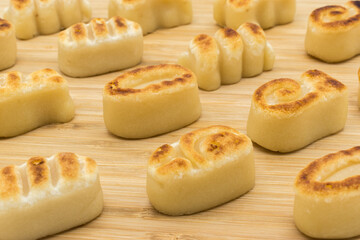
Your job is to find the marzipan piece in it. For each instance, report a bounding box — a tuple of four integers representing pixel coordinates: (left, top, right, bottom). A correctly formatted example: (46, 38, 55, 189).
(58, 17, 143, 77)
(214, 0, 296, 30)
(108, 0, 192, 35)
(178, 23, 274, 91)
(0, 69, 75, 137)
(294, 146, 360, 238)
(103, 64, 201, 139)
(0, 18, 16, 70)
(4, 0, 92, 39)
(247, 70, 348, 152)
(0, 152, 103, 240)
(147, 125, 255, 215)
(305, 1, 360, 63)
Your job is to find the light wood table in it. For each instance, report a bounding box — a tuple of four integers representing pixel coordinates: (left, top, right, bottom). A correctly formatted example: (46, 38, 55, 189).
(0, 0, 359, 239)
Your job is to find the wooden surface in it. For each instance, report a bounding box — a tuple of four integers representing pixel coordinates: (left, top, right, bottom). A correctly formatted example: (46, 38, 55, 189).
(0, 0, 360, 239)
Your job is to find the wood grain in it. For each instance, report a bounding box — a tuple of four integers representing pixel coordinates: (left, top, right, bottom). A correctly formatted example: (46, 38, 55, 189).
(0, 0, 359, 239)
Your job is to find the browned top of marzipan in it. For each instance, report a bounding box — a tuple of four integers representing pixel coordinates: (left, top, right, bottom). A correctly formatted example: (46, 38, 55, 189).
(121, 0, 191, 5)
(122, 0, 144, 4)
(309, 1, 360, 30)
(56, 152, 97, 177)
(104, 64, 196, 96)
(0, 165, 20, 200)
(10, 0, 31, 10)
(27, 157, 50, 188)
(0, 18, 12, 32)
(59, 17, 140, 42)
(215, 28, 243, 50)
(295, 146, 360, 196)
(193, 34, 218, 53)
(253, 69, 346, 114)
(0, 69, 66, 96)
(228, 0, 251, 8)
(238, 22, 265, 42)
(242, 22, 263, 36)
(149, 126, 252, 176)
(220, 28, 239, 38)
(0, 152, 98, 200)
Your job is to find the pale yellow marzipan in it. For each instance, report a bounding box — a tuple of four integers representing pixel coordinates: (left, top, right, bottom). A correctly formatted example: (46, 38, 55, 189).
(0, 152, 103, 240)
(247, 69, 348, 152)
(147, 125, 255, 215)
(4, 0, 92, 39)
(108, 0, 192, 35)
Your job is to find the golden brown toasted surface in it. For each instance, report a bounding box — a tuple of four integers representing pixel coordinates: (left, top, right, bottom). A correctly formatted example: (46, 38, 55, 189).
(112, 16, 136, 33)
(204, 132, 245, 156)
(239, 22, 266, 43)
(104, 64, 195, 96)
(0, 18, 12, 32)
(149, 144, 173, 165)
(85, 157, 97, 174)
(91, 18, 108, 37)
(180, 125, 250, 165)
(295, 146, 360, 196)
(113, 16, 126, 28)
(193, 34, 217, 52)
(149, 126, 252, 176)
(0, 166, 20, 200)
(306, 70, 346, 91)
(27, 157, 49, 188)
(309, 1, 360, 29)
(10, 0, 31, 10)
(228, 0, 251, 8)
(215, 28, 243, 51)
(156, 158, 192, 176)
(0, 69, 66, 96)
(60, 17, 138, 42)
(57, 152, 79, 180)
(0, 152, 97, 202)
(122, 0, 143, 3)
(30, 68, 65, 84)
(243, 22, 263, 36)
(191, 34, 219, 64)
(71, 23, 87, 41)
(219, 27, 240, 38)
(1, 72, 21, 89)
(253, 69, 346, 114)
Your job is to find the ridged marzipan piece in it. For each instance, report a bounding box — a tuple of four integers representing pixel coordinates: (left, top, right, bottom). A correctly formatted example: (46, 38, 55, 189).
(0, 68, 75, 137)
(214, 0, 296, 30)
(4, 0, 92, 39)
(0, 18, 16, 70)
(0, 152, 103, 240)
(58, 17, 143, 77)
(178, 23, 274, 91)
(108, 0, 192, 35)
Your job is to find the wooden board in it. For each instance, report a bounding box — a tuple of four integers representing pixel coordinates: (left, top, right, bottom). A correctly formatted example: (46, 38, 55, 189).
(0, 0, 359, 239)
